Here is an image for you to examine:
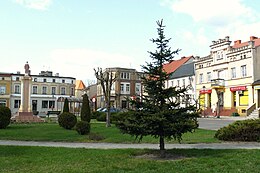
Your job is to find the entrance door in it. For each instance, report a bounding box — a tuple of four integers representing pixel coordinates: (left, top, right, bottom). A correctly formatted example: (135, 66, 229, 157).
(32, 100, 37, 111)
(233, 92, 236, 107)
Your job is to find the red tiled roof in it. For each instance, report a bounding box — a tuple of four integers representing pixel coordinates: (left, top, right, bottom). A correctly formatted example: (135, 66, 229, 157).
(75, 80, 86, 90)
(232, 36, 260, 48)
(163, 56, 192, 74)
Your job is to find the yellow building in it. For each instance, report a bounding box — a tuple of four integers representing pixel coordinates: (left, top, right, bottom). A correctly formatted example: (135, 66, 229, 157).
(195, 36, 260, 117)
(0, 73, 12, 107)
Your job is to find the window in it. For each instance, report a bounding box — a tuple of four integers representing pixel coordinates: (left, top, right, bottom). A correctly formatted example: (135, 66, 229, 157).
(51, 87, 56, 95)
(49, 101, 55, 109)
(42, 100, 48, 108)
(207, 72, 211, 82)
(14, 100, 21, 108)
(71, 80, 74, 84)
(52, 79, 56, 83)
(70, 87, 74, 96)
(34, 78, 37, 82)
(199, 74, 203, 84)
(171, 81, 174, 86)
(43, 79, 47, 82)
(0, 100, 6, 107)
(1, 77, 4, 80)
(120, 84, 124, 92)
(177, 80, 180, 87)
(0, 86, 6, 94)
(120, 72, 130, 79)
(14, 85, 20, 94)
(182, 79, 185, 87)
(61, 87, 66, 95)
(111, 83, 115, 91)
(16, 77, 19, 81)
(241, 65, 247, 77)
(135, 83, 141, 94)
(62, 79, 65, 83)
(120, 83, 130, 94)
(231, 67, 236, 79)
(42, 86, 47, 94)
(32, 86, 38, 94)
(239, 90, 248, 106)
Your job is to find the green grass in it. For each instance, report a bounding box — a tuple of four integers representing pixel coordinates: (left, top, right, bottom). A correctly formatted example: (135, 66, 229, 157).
(0, 146, 259, 173)
(0, 122, 219, 143)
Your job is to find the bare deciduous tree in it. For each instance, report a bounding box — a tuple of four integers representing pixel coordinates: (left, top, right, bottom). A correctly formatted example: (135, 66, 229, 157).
(94, 67, 117, 127)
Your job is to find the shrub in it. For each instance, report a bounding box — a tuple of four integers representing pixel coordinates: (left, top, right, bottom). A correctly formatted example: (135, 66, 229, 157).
(231, 112, 240, 117)
(75, 121, 90, 135)
(215, 119, 260, 142)
(63, 98, 69, 113)
(96, 112, 106, 122)
(0, 106, 11, 129)
(58, 112, 77, 130)
(80, 94, 91, 122)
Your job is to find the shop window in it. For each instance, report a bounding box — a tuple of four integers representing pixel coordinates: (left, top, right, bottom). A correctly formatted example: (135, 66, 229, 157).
(239, 90, 248, 106)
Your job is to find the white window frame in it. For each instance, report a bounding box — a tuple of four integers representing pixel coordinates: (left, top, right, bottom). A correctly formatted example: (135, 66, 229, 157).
(241, 65, 247, 77)
(14, 85, 20, 94)
(231, 67, 236, 79)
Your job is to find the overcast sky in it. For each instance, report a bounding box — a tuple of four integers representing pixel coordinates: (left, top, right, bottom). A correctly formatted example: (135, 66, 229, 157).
(1, 0, 259, 84)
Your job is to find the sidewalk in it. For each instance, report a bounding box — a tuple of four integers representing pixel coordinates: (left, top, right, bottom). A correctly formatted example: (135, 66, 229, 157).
(0, 140, 259, 149)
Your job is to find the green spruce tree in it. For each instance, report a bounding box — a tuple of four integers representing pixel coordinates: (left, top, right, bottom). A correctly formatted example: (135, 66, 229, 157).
(80, 93, 91, 122)
(116, 19, 199, 153)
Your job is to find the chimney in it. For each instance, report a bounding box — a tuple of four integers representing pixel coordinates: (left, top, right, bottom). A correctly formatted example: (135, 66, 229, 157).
(234, 40, 241, 45)
(250, 36, 258, 41)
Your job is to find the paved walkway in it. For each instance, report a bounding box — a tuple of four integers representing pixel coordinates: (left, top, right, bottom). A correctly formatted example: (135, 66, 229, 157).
(0, 140, 259, 149)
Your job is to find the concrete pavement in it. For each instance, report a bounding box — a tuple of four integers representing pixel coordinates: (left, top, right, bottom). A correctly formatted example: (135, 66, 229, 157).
(0, 140, 259, 149)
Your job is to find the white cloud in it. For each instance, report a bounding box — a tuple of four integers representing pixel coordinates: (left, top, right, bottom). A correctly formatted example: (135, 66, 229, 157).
(170, 0, 251, 26)
(48, 48, 138, 81)
(15, 0, 52, 10)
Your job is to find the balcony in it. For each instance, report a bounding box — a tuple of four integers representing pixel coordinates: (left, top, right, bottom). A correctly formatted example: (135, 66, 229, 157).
(211, 78, 225, 89)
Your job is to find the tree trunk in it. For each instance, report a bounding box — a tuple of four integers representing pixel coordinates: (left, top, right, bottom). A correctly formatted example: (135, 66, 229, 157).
(106, 111, 111, 127)
(159, 136, 165, 150)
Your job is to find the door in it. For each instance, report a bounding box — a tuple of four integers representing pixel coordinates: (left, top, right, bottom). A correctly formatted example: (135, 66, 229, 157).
(258, 90, 260, 108)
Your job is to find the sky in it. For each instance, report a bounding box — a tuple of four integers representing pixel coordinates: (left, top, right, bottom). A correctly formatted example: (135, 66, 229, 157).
(1, 0, 260, 85)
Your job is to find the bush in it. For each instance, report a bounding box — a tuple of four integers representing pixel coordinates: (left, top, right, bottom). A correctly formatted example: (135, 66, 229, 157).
(58, 112, 77, 130)
(96, 112, 106, 122)
(96, 111, 120, 123)
(215, 119, 260, 142)
(231, 112, 240, 117)
(75, 121, 90, 135)
(0, 106, 11, 129)
(80, 94, 91, 122)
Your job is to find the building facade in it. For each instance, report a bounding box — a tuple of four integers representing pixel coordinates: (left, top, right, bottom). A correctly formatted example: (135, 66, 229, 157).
(194, 36, 260, 116)
(167, 58, 196, 107)
(1, 70, 76, 116)
(96, 67, 142, 109)
(0, 73, 12, 107)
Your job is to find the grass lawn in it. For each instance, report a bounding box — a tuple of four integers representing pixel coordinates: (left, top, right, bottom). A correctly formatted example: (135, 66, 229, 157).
(0, 122, 219, 143)
(0, 146, 259, 173)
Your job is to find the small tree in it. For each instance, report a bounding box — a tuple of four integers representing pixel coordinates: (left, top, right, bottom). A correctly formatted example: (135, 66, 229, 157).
(63, 98, 69, 113)
(94, 68, 117, 127)
(116, 19, 198, 154)
(80, 93, 91, 122)
(0, 106, 11, 129)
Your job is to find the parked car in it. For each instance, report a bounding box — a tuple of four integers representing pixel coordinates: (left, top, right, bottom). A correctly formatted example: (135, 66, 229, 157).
(96, 107, 106, 112)
(101, 107, 120, 113)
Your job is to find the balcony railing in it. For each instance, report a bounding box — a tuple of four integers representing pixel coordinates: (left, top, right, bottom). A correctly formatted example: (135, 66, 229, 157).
(211, 78, 225, 88)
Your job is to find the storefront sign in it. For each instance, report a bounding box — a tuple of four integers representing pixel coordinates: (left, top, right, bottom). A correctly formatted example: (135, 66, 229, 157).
(230, 86, 247, 92)
(199, 89, 212, 94)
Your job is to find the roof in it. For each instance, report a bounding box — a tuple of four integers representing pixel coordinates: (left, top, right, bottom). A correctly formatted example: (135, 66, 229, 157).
(163, 56, 193, 74)
(75, 80, 86, 90)
(169, 62, 195, 79)
(232, 36, 260, 49)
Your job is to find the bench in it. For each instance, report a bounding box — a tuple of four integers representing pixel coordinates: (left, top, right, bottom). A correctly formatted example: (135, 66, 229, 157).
(47, 111, 61, 116)
(46, 111, 61, 122)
